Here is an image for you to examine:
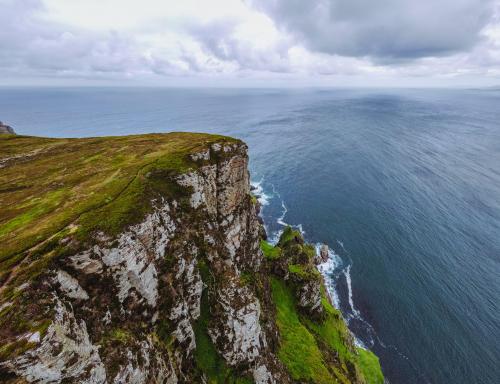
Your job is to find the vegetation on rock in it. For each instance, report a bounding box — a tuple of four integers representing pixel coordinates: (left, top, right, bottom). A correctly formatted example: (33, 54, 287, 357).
(262, 228, 384, 384)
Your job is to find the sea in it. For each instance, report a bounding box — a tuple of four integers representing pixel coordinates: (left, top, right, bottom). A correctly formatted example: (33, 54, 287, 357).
(1, 87, 499, 384)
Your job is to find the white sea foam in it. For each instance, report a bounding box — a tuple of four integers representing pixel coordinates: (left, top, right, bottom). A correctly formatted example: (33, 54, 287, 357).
(276, 200, 288, 226)
(337, 239, 346, 252)
(345, 265, 362, 319)
(276, 200, 305, 235)
(251, 179, 271, 206)
(316, 244, 343, 309)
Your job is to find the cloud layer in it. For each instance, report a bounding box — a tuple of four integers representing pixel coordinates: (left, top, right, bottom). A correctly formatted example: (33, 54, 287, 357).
(248, 0, 496, 60)
(0, 0, 499, 86)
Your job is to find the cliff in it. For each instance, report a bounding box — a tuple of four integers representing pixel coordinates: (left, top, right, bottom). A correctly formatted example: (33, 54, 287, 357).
(0, 132, 383, 384)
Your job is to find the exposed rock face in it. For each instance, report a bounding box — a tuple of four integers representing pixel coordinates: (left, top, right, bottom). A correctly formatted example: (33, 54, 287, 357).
(0, 121, 15, 134)
(296, 279, 323, 318)
(3, 298, 106, 383)
(0, 140, 285, 383)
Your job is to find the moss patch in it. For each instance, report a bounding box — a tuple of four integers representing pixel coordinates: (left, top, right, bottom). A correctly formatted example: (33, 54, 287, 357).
(260, 240, 281, 260)
(288, 263, 321, 281)
(356, 348, 384, 384)
(277, 226, 302, 247)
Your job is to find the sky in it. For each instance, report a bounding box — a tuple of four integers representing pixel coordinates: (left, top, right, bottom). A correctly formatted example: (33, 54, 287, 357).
(1, 0, 500, 87)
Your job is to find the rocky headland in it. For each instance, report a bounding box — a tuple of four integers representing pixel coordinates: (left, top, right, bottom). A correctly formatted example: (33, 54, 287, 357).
(0, 122, 15, 135)
(0, 132, 384, 383)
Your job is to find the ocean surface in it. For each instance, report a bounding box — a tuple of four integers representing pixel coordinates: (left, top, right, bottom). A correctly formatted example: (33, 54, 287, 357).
(1, 87, 499, 383)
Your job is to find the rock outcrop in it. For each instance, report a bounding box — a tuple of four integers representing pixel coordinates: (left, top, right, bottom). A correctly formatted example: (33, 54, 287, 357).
(0, 121, 15, 134)
(0, 132, 384, 384)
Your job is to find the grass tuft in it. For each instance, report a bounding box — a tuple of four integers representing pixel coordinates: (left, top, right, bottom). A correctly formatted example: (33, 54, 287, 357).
(260, 240, 281, 260)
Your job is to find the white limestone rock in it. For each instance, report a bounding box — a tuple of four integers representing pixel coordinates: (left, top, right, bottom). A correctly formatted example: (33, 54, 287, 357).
(2, 297, 106, 384)
(253, 364, 276, 384)
(209, 280, 263, 366)
(56, 269, 89, 300)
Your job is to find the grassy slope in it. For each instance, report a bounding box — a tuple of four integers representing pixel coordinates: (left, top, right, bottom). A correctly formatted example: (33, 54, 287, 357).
(264, 239, 384, 384)
(271, 277, 338, 383)
(0, 133, 240, 282)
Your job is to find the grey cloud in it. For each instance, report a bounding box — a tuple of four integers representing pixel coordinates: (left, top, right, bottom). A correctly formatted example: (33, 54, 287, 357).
(185, 19, 293, 73)
(0, 0, 137, 76)
(248, 0, 497, 61)
(0, 0, 199, 80)
(0, 0, 283, 81)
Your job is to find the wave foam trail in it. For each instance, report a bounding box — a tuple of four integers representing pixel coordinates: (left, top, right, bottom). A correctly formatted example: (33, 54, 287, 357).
(277, 200, 288, 226)
(344, 265, 362, 319)
(276, 200, 305, 236)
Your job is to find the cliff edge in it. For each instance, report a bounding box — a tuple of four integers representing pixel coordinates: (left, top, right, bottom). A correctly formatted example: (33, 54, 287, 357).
(0, 132, 383, 383)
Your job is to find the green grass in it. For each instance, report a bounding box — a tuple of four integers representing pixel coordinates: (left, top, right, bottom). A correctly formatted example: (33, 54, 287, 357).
(288, 263, 321, 281)
(356, 348, 384, 384)
(278, 226, 302, 246)
(260, 240, 281, 260)
(270, 277, 335, 384)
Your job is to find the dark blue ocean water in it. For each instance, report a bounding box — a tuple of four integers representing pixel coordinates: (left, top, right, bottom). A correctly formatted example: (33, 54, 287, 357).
(1, 87, 499, 384)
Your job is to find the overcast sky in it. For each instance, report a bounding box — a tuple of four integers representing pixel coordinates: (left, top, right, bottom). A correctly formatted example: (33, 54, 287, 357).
(1, 0, 499, 87)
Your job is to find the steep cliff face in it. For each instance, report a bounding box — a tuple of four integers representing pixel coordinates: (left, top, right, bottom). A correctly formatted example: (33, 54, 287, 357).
(0, 133, 383, 384)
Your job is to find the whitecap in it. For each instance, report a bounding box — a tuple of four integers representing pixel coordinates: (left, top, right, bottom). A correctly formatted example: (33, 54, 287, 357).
(317, 244, 343, 309)
(251, 178, 271, 206)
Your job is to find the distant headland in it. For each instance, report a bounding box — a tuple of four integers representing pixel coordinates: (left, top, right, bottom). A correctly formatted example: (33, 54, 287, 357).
(0, 121, 16, 135)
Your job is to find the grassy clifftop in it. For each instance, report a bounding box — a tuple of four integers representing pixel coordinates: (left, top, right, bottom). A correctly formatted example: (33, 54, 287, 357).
(0, 132, 240, 283)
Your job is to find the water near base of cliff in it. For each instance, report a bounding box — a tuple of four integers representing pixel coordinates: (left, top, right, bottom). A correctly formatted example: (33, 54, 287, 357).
(1, 87, 499, 384)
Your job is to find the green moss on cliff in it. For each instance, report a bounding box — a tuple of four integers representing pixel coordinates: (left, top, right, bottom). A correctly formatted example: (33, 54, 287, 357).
(277, 226, 302, 247)
(288, 263, 321, 281)
(260, 240, 281, 260)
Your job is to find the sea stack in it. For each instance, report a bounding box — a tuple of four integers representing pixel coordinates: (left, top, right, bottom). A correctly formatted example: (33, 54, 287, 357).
(320, 244, 329, 262)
